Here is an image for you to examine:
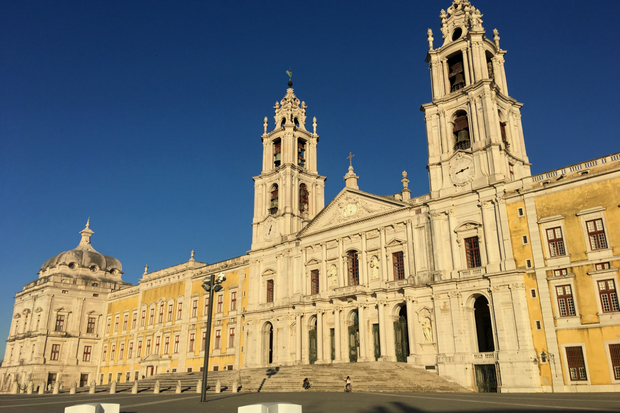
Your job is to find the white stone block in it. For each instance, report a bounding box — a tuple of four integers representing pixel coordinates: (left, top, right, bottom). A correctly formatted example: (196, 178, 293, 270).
(238, 403, 302, 413)
(65, 403, 119, 413)
(99, 404, 120, 413)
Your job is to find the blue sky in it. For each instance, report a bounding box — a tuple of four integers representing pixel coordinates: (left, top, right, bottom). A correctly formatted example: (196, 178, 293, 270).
(1, 0, 618, 357)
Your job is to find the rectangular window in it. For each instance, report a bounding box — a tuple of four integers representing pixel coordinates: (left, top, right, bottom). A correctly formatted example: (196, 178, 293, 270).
(51, 344, 60, 361)
(526, 259, 533, 268)
(546, 227, 566, 257)
(535, 320, 542, 330)
(586, 219, 608, 250)
(177, 302, 183, 320)
(137, 340, 142, 358)
(149, 308, 154, 325)
(530, 289, 537, 298)
(132, 312, 137, 329)
(128, 342, 133, 359)
(123, 314, 128, 331)
(163, 336, 170, 354)
(87, 317, 96, 334)
(146, 339, 151, 355)
(465, 236, 482, 268)
(554, 268, 568, 277)
(596, 262, 611, 271)
(154, 336, 160, 354)
(167, 304, 173, 322)
(189, 333, 195, 352)
(216, 295, 223, 313)
(522, 235, 528, 245)
(174, 335, 179, 353)
(55, 315, 65, 332)
(508, 163, 514, 181)
(114, 316, 119, 332)
(106, 318, 111, 334)
(393, 251, 405, 280)
(556, 285, 576, 317)
(230, 291, 237, 311)
(517, 207, 524, 217)
(266, 280, 274, 303)
(311, 269, 320, 295)
(566, 346, 587, 381)
(102, 345, 107, 362)
(202, 331, 207, 351)
(347, 251, 360, 285)
(228, 328, 235, 348)
(119, 343, 124, 360)
(82, 345, 92, 362)
(141, 310, 146, 327)
(192, 300, 198, 318)
(110, 344, 116, 361)
(214, 330, 221, 350)
(598, 279, 619, 313)
(204, 296, 210, 316)
(610, 344, 620, 380)
(213, 365, 219, 372)
(158, 303, 164, 323)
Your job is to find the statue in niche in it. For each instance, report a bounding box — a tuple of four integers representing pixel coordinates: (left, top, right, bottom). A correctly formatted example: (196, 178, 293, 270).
(369, 256, 380, 279)
(423, 318, 433, 342)
(328, 265, 338, 288)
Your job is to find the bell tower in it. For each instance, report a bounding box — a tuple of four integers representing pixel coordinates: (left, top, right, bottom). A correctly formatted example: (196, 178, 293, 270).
(251, 80, 326, 250)
(421, 0, 531, 199)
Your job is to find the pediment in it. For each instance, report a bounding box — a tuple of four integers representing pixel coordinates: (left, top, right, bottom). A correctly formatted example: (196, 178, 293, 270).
(299, 188, 408, 237)
(387, 237, 406, 247)
(141, 354, 162, 363)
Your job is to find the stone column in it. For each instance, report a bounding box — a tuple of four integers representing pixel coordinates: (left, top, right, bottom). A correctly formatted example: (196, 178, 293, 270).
(377, 301, 388, 359)
(360, 233, 368, 285)
(405, 298, 418, 361)
(442, 59, 450, 95)
(358, 305, 368, 362)
(461, 48, 471, 86)
(380, 228, 388, 281)
(481, 200, 500, 272)
(317, 311, 324, 362)
(334, 308, 342, 362)
(295, 314, 302, 364)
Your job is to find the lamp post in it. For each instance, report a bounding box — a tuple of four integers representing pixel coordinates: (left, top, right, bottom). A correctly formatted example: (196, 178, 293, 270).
(200, 272, 226, 403)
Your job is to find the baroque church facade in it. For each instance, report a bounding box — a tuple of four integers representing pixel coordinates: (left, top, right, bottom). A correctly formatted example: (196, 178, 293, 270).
(2, 0, 619, 394)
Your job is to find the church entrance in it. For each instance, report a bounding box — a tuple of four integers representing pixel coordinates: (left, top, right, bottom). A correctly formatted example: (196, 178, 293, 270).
(79, 373, 89, 387)
(474, 364, 498, 392)
(348, 310, 359, 362)
(474, 296, 495, 352)
(394, 305, 409, 362)
(309, 318, 317, 364)
(263, 322, 274, 365)
(372, 324, 380, 361)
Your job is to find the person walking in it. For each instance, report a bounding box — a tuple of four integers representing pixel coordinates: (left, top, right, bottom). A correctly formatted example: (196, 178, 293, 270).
(344, 376, 352, 392)
(303, 378, 311, 390)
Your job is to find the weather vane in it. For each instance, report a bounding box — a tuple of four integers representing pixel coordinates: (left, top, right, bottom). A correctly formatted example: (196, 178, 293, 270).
(286, 68, 293, 87)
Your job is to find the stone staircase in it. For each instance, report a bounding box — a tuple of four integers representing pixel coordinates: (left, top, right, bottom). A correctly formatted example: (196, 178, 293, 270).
(65, 362, 467, 394)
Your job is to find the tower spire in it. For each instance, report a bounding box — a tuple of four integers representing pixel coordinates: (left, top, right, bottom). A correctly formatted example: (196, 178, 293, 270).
(76, 220, 97, 252)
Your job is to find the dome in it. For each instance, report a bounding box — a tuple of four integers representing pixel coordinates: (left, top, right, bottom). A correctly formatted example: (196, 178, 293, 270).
(39, 220, 123, 276)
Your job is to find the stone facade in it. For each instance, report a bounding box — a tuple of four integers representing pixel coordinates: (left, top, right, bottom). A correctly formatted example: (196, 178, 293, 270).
(2, 0, 619, 394)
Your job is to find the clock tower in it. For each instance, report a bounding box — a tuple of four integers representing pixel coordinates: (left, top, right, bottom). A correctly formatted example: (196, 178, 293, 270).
(421, 0, 531, 199)
(251, 81, 326, 250)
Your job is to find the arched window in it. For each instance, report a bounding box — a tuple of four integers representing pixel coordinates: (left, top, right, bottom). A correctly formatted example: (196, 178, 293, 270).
(453, 111, 471, 151)
(498, 110, 509, 151)
(448, 52, 465, 91)
(273, 139, 281, 167)
(347, 251, 360, 286)
(269, 184, 278, 215)
(474, 296, 495, 352)
(299, 183, 309, 214)
(297, 139, 306, 167)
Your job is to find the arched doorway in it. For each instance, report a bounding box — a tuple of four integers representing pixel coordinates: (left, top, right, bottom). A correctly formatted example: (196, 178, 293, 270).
(263, 322, 273, 365)
(474, 296, 494, 352)
(348, 310, 359, 362)
(308, 317, 317, 364)
(394, 305, 409, 362)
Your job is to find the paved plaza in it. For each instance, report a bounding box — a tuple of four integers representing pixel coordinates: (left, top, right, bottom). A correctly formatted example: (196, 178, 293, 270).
(0, 392, 619, 413)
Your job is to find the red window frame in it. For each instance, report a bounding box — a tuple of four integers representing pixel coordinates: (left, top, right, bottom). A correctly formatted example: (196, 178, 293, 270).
(87, 317, 96, 334)
(154, 336, 160, 354)
(128, 342, 133, 359)
(230, 291, 237, 311)
(192, 300, 198, 318)
(114, 316, 119, 332)
(51, 344, 60, 361)
(163, 336, 170, 354)
(189, 333, 195, 352)
(556, 285, 576, 317)
(131, 313, 137, 329)
(167, 304, 173, 322)
(202, 331, 207, 351)
(228, 328, 235, 348)
(110, 344, 116, 361)
(216, 295, 223, 313)
(177, 302, 183, 320)
(393, 251, 405, 280)
(546, 227, 566, 257)
(158, 303, 164, 323)
(122, 314, 128, 331)
(465, 236, 482, 268)
(553, 268, 568, 277)
(204, 296, 210, 316)
(347, 251, 360, 286)
(609, 344, 620, 380)
(149, 308, 155, 325)
(566, 346, 587, 381)
(55, 315, 65, 332)
(102, 345, 107, 362)
(586, 219, 608, 250)
(311, 269, 320, 295)
(119, 343, 124, 360)
(82, 345, 92, 362)
(137, 340, 142, 357)
(145, 339, 151, 355)
(266, 280, 274, 303)
(140, 310, 146, 327)
(598, 279, 619, 313)
(214, 330, 221, 350)
(174, 335, 179, 353)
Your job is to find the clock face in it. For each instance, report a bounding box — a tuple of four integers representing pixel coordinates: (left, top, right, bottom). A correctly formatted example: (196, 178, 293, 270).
(264, 220, 278, 240)
(449, 157, 474, 186)
(343, 203, 357, 217)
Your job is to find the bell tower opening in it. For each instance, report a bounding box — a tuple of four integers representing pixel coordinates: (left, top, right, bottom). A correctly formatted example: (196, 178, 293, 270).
(273, 139, 281, 167)
(448, 52, 465, 92)
(453, 111, 470, 151)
